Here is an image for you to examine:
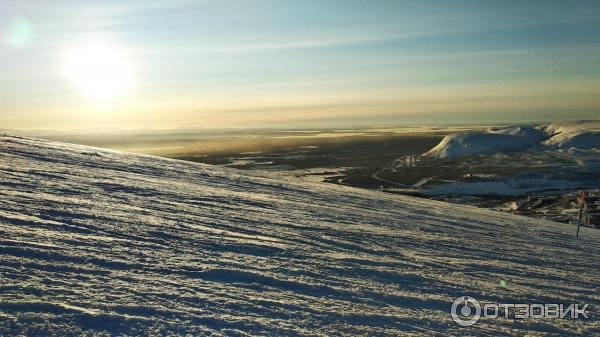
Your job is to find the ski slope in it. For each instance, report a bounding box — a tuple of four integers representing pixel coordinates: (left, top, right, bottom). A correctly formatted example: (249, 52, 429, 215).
(0, 135, 599, 336)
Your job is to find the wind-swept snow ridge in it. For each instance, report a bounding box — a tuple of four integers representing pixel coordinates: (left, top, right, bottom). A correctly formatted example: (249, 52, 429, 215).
(539, 120, 600, 149)
(424, 121, 600, 158)
(0, 135, 598, 336)
(423, 127, 547, 158)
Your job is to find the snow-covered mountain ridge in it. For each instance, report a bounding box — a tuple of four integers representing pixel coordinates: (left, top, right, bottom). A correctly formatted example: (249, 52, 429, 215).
(0, 135, 598, 336)
(424, 120, 600, 158)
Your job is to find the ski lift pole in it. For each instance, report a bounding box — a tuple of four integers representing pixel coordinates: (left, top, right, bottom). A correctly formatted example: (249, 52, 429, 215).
(577, 191, 585, 238)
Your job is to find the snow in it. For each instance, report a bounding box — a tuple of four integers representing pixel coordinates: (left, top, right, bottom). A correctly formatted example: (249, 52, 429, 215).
(423, 127, 547, 158)
(538, 120, 600, 137)
(539, 120, 600, 149)
(424, 121, 600, 158)
(1, 135, 599, 336)
(421, 177, 590, 196)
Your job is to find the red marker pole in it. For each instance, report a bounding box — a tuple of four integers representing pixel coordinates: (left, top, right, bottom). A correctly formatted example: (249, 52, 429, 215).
(577, 191, 585, 237)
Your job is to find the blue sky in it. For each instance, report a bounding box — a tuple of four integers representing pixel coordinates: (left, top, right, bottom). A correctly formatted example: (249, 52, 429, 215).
(1, 0, 599, 129)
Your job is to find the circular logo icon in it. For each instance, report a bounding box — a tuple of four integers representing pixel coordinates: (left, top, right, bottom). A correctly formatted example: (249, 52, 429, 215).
(451, 296, 481, 326)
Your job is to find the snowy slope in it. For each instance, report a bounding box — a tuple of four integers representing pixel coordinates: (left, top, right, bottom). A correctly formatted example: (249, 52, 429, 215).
(539, 120, 600, 149)
(423, 127, 546, 158)
(0, 135, 599, 336)
(424, 121, 600, 158)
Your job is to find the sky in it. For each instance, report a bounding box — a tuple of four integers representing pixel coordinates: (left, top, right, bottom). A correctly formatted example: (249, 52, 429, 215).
(1, 0, 600, 130)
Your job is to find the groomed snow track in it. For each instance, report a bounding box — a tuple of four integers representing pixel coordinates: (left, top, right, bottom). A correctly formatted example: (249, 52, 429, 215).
(0, 136, 598, 336)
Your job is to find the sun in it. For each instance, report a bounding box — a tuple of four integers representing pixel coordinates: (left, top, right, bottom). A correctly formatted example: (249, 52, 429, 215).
(64, 43, 132, 100)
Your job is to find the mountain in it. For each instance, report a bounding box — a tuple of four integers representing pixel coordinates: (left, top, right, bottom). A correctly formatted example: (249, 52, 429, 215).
(422, 127, 547, 158)
(539, 120, 600, 149)
(423, 121, 600, 158)
(0, 135, 598, 336)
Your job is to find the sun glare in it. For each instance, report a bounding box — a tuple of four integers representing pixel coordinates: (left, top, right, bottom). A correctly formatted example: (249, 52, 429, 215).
(65, 43, 132, 100)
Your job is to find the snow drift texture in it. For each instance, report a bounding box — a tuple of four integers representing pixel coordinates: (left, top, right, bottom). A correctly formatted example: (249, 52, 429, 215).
(0, 136, 599, 336)
(424, 121, 600, 158)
